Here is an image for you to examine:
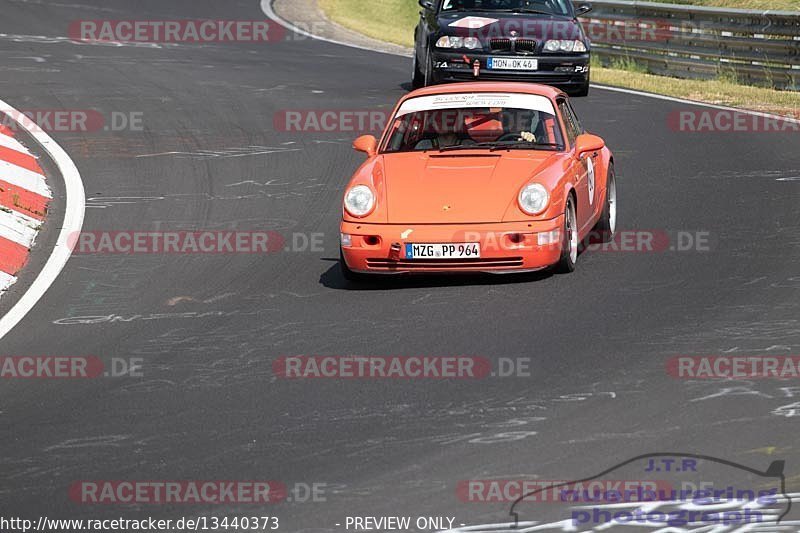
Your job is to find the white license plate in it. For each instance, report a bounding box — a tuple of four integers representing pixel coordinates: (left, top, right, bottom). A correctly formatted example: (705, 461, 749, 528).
(487, 57, 538, 71)
(405, 243, 481, 259)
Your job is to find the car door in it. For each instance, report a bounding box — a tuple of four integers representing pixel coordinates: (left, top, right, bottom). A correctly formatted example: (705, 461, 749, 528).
(557, 99, 590, 231)
(567, 100, 601, 220)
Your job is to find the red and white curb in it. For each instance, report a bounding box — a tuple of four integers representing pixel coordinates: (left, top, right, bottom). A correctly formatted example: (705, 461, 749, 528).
(0, 99, 85, 342)
(0, 124, 52, 297)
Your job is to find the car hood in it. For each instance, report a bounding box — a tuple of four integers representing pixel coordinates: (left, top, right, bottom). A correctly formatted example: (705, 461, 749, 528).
(381, 151, 557, 224)
(436, 12, 582, 41)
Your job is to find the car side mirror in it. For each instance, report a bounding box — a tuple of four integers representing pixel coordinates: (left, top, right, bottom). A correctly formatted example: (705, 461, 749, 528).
(353, 135, 378, 157)
(419, 0, 435, 10)
(574, 133, 604, 156)
(575, 4, 593, 16)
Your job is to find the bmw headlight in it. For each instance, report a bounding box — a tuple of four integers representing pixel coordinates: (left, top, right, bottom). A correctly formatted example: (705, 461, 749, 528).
(518, 183, 550, 215)
(544, 40, 587, 53)
(436, 36, 462, 48)
(463, 37, 481, 49)
(436, 36, 481, 49)
(344, 185, 375, 217)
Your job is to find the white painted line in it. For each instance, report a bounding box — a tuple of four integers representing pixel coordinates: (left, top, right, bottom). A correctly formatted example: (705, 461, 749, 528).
(0, 131, 30, 153)
(262, 0, 799, 124)
(0, 208, 40, 248)
(0, 159, 51, 198)
(0, 271, 17, 296)
(0, 98, 85, 341)
(590, 84, 800, 125)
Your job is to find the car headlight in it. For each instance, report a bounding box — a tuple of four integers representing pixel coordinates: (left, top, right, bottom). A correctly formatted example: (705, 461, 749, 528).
(436, 36, 461, 48)
(436, 36, 481, 49)
(518, 183, 550, 215)
(344, 185, 375, 217)
(463, 37, 481, 49)
(544, 40, 587, 53)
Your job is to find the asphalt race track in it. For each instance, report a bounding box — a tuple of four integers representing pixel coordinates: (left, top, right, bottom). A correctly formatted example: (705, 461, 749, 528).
(0, 0, 799, 530)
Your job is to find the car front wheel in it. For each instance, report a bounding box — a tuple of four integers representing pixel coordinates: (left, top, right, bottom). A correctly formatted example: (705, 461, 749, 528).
(554, 195, 578, 273)
(422, 49, 435, 86)
(412, 50, 424, 89)
(569, 77, 590, 97)
(594, 163, 617, 242)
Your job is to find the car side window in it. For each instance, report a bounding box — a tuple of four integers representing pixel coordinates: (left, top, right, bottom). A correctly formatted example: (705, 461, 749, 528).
(557, 100, 579, 146)
(565, 101, 584, 135)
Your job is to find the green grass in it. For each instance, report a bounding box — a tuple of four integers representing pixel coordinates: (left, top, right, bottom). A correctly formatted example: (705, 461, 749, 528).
(318, 0, 418, 47)
(605, 56, 648, 74)
(592, 66, 800, 115)
(319, 0, 800, 114)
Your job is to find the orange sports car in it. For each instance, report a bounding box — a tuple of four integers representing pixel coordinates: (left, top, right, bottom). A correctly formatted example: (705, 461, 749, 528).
(339, 82, 616, 280)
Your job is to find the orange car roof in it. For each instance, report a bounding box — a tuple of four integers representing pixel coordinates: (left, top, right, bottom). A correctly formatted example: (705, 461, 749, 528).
(402, 82, 566, 102)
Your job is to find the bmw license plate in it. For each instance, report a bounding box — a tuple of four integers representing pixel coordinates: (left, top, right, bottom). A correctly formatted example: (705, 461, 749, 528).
(405, 243, 481, 259)
(487, 57, 538, 71)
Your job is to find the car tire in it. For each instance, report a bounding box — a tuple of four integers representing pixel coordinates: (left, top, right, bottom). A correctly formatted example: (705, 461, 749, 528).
(422, 49, 435, 87)
(569, 77, 590, 97)
(412, 50, 425, 89)
(554, 195, 578, 273)
(594, 163, 617, 243)
(340, 250, 368, 282)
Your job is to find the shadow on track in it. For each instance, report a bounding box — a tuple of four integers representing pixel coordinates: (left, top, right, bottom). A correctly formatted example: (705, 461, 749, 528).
(319, 259, 556, 290)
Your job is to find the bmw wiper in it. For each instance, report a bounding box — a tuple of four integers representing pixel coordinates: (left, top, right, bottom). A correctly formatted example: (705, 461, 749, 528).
(489, 8, 555, 15)
(488, 141, 562, 151)
(514, 8, 556, 15)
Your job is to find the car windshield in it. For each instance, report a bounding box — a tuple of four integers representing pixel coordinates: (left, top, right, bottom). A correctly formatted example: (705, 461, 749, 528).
(441, 0, 572, 17)
(382, 92, 565, 153)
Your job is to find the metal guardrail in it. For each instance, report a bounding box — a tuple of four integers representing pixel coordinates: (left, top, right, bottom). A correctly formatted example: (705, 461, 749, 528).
(582, 0, 800, 90)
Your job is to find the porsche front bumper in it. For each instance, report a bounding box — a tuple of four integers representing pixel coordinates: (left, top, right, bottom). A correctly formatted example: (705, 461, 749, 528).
(340, 219, 564, 274)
